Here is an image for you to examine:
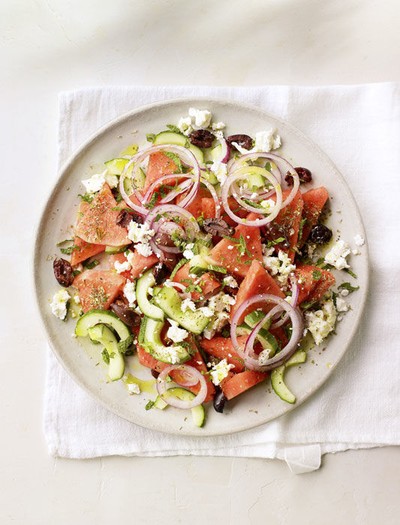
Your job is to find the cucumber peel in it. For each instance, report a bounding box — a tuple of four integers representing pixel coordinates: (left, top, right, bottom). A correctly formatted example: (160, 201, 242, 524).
(271, 350, 307, 404)
(88, 324, 125, 381)
(152, 387, 205, 428)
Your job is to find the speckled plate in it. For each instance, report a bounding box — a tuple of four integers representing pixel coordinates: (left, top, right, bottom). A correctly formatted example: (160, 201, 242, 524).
(34, 98, 369, 436)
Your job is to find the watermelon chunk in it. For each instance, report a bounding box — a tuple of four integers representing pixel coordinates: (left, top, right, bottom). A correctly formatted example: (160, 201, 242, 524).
(144, 151, 179, 191)
(295, 265, 335, 304)
(172, 262, 221, 301)
(177, 186, 210, 219)
(230, 259, 285, 324)
(75, 184, 130, 246)
(202, 196, 248, 227)
(109, 250, 159, 280)
(299, 187, 329, 247)
(263, 190, 303, 262)
(73, 270, 126, 312)
(221, 370, 268, 400)
(200, 336, 246, 372)
(70, 236, 105, 266)
(210, 212, 263, 279)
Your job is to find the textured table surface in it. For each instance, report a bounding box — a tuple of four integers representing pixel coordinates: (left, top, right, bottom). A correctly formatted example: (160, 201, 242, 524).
(1, 1, 399, 523)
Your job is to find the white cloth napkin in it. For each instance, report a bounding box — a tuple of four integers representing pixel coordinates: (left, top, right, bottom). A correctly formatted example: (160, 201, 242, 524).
(44, 84, 400, 473)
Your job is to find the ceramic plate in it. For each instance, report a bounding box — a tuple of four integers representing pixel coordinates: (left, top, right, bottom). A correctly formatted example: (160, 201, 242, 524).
(34, 98, 369, 436)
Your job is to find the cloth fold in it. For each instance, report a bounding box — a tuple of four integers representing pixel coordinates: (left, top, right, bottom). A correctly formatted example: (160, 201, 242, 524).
(44, 84, 400, 472)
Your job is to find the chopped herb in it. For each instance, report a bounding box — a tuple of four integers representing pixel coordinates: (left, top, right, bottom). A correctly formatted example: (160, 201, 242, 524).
(118, 335, 134, 354)
(78, 193, 94, 203)
(300, 301, 315, 310)
(338, 282, 359, 293)
(60, 244, 79, 255)
(312, 270, 322, 281)
(223, 234, 252, 256)
(56, 238, 74, 247)
(146, 133, 156, 143)
(298, 218, 307, 242)
(164, 151, 183, 173)
(263, 237, 287, 248)
(102, 349, 110, 364)
(166, 124, 182, 134)
(344, 268, 358, 279)
(221, 327, 230, 338)
(84, 259, 100, 269)
(72, 269, 82, 277)
(145, 400, 155, 410)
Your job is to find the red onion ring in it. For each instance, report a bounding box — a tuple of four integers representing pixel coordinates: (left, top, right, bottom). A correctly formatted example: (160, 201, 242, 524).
(230, 294, 304, 371)
(229, 152, 283, 183)
(156, 365, 207, 409)
(271, 277, 299, 329)
(221, 169, 283, 226)
(200, 177, 222, 219)
(164, 281, 191, 300)
(142, 174, 193, 205)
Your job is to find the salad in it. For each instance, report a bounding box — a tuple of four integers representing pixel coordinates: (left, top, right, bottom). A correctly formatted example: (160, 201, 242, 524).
(50, 107, 363, 428)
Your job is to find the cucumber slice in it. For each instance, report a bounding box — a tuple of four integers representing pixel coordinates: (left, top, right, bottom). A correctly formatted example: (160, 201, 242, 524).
(119, 144, 138, 156)
(236, 325, 278, 356)
(104, 157, 130, 175)
(136, 270, 164, 321)
(153, 131, 204, 164)
(189, 254, 227, 276)
(88, 324, 125, 381)
(141, 317, 192, 364)
(285, 350, 307, 367)
(154, 286, 210, 334)
(161, 387, 206, 428)
(271, 366, 296, 404)
(244, 310, 272, 330)
(75, 310, 131, 341)
(105, 245, 128, 254)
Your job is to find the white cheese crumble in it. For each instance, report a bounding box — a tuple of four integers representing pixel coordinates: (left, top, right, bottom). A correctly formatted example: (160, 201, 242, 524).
(50, 289, 70, 320)
(305, 299, 337, 345)
(210, 161, 228, 185)
(223, 275, 238, 288)
(177, 116, 193, 136)
(354, 234, 365, 246)
(258, 348, 272, 365)
(324, 240, 351, 270)
(209, 359, 234, 386)
(73, 294, 81, 305)
(166, 319, 189, 343)
(135, 242, 153, 257)
(260, 198, 275, 213)
(212, 121, 226, 131)
(263, 250, 296, 286)
(181, 298, 197, 312)
(189, 107, 212, 129)
(199, 306, 214, 318)
(182, 243, 195, 260)
(202, 292, 236, 339)
(127, 221, 154, 244)
(114, 260, 131, 274)
(232, 129, 281, 155)
(335, 297, 350, 313)
(123, 280, 136, 306)
(81, 172, 106, 194)
(127, 382, 141, 395)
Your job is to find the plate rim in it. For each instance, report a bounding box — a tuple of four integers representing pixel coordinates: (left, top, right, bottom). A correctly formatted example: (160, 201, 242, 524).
(33, 96, 370, 437)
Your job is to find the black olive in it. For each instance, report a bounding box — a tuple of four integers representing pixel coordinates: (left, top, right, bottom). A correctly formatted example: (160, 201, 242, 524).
(309, 224, 333, 244)
(53, 258, 74, 287)
(226, 134, 253, 151)
(110, 300, 140, 327)
(153, 263, 169, 285)
(285, 167, 313, 186)
(203, 218, 234, 237)
(151, 369, 160, 379)
(213, 386, 227, 413)
(189, 129, 215, 148)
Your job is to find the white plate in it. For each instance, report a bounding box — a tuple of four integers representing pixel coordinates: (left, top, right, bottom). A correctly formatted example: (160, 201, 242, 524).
(34, 98, 369, 437)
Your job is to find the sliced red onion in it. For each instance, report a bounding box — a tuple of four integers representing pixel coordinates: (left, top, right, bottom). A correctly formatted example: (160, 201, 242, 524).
(271, 277, 299, 329)
(164, 281, 191, 300)
(200, 177, 221, 218)
(229, 152, 283, 183)
(156, 365, 207, 409)
(142, 174, 194, 205)
(221, 168, 283, 226)
(230, 294, 304, 371)
(214, 136, 230, 164)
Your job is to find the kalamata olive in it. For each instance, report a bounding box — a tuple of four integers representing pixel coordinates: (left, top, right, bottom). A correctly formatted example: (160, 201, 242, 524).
(226, 134, 253, 151)
(189, 129, 215, 148)
(53, 258, 74, 287)
(262, 223, 290, 248)
(203, 218, 234, 237)
(153, 263, 169, 285)
(285, 167, 313, 186)
(151, 369, 160, 379)
(213, 386, 227, 413)
(116, 209, 142, 228)
(110, 300, 140, 327)
(309, 224, 333, 244)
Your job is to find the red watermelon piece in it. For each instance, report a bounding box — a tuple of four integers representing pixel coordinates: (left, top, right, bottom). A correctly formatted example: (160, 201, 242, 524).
(172, 262, 221, 301)
(109, 250, 159, 280)
(200, 336, 246, 372)
(294, 265, 335, 304)
(221, 370, 268, 400)
(230, 260, 285, 324)
(73, 270, 126, 312)
(144, 151, 180, 191)
(70, 236, 105, 266)
(209, 212, 263, 279)
(298, 187, 329, 247)
(75, 184, 130, 246)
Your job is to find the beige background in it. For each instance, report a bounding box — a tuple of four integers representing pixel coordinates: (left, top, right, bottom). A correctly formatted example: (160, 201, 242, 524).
(1, 1, 399, 523)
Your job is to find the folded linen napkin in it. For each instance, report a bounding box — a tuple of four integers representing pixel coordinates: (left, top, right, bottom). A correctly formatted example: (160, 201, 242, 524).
(44, 84, 400, 473)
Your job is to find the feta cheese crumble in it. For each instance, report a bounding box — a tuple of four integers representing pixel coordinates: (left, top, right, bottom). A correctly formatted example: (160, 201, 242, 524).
(305, 299, 337, 345)
(114, 260, 131, 274)
(258, 348, 272, 365)
(181, 298, 197, 312)
(263, 250, 296, 286)
(232, 129, 281, 154)
(188, 107, 212, 129)
(222, 275, 238, 288)
(166, 319, 189, 343)
(123, 280, 137, 307)
(127, 382, 141, 395)
(210, 160, 228, 185)
(354, 234, 365, 246)
(177, 116, 193, 136)
(211, 121, 226, 131)
(324, 240, 351, 270)
(81, 169, 118, 193)
(335, 297, 350, 313)
(209, 359, 234, 386)
(50, 289, 70, 320)
(127, 221, 154, 244)
(182, 243, 195, 260)
(135, 242, 153, 257)
(203, 292, 236, 339)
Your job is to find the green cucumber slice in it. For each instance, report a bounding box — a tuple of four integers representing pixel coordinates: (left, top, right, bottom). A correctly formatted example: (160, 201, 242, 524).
(285, 350, 307, 367)
(154, 286, 209, 334)
(136, 270, 164, 321)
(271, 366, 295, 404)
(141, 317, 192, 364)
(105, 245, 128, 254)
(244, 310, 272, 330)
(161, 387, 206, 428)
(75, 310, 131, 341)
(153, 131, 204, 164)
(88, 324, 125, 381)
(236, 325, 278, 356)
(104, 157, 130, 175)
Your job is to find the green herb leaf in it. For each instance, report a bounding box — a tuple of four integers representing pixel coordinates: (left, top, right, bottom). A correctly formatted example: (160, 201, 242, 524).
(145, 400, 155, 410)
(312, 269, 322, 281)
(338, 282, 359, 293)
(84, 259, 100, 270)
(78, 193, 94, 203)
(164, 151, 183, 173)
(60, 245, 79, 255)
(166, 124, 182, 134)
(146, 133, 156, 143)
(264, 237, 287, 248)
(344, 268, 358, 279)
(102, 349, 110, 365)
(118, 335, 134, 354)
